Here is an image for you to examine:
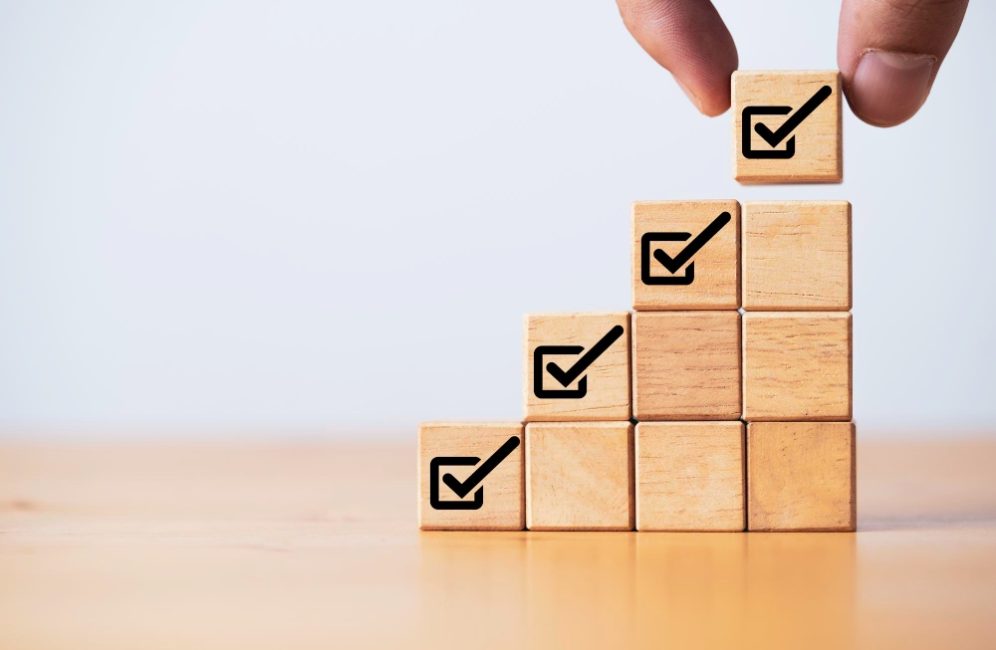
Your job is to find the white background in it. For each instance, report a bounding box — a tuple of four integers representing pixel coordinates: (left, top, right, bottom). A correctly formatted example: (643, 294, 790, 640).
(1, 1, 994, 438)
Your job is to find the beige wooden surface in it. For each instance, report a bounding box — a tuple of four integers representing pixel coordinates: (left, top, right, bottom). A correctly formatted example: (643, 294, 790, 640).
(3, 437, 996, 650)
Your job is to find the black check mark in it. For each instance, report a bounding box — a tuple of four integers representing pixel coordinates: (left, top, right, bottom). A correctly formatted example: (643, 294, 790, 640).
(651, 212, 731, 274)
(753, 85, 832, 147)
(544, 325, 624, 388)
(441, 436, 520, 498)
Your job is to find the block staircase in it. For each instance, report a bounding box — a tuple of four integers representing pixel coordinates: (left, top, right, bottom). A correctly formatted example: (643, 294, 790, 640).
(419, 70, 855, 533)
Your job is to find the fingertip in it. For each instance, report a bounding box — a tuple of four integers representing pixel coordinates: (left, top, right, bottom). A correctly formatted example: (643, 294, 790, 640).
(845, 50, 936, 127)
(696, 95, 731, 118)
(617, 0, 736, 117)
(699, 85, 732, 117)
(673, 72, 731, 117)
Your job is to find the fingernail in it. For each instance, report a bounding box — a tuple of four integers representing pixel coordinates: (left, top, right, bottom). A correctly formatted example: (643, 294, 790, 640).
(851, 50, 936, 126)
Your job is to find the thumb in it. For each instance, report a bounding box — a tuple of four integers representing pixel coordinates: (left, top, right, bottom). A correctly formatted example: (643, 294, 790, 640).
(838, 0, 969, 127)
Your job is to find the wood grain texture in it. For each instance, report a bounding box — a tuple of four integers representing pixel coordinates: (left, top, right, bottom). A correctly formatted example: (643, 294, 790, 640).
(748, 421, 856, 531)
(4, 438, 996, 649)
(743, 201, 851, 310)
(633, 311, 741, 420)
(635, 422, 745, 531)
(526, 422, 634, 531)
(632, 200, 740, 310)
(743, 312, 852, 421)
(418, 422, 524, 530)
(524, 312, 631, 421)
(733, 70, 842, 184)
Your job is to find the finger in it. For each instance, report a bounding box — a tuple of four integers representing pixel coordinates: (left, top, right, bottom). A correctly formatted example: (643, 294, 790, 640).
(617, 0, 738, 116)
(838, 0, 969, 127)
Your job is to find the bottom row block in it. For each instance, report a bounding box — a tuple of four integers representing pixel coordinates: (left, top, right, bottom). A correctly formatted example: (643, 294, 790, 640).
(527, 422, 634, 531)
(418, 422, 525, 531)
(418, 421, 855, 532)
(748, 421, 856, 531)
(637, 422, 745, 531)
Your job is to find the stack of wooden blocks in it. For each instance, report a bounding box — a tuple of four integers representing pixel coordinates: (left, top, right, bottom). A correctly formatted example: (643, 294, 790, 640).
(419, 71, 855, 533)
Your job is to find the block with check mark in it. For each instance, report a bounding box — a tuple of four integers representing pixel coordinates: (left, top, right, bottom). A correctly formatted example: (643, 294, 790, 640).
(524, 313, 631, 421)
(733, 70, 842, 184)
(418, 422, 524, 530)
(632, 200, 740, 310)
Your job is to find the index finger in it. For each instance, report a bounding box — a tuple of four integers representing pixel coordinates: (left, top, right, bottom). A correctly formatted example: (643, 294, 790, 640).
(616, 0, 739, 116)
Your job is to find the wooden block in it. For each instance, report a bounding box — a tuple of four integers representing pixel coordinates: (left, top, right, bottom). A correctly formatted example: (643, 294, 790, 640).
(747, 421, 856, 531)
(632, 312, 741, 420)
(524, 312, 631, 422)
(526, 422, 633, 530)
(743, 201, 851, 311)
(418, 422, 524, 530)
(632, 200, 741, 310)
(743, 313, 852, 421)
(635, 422, 745, 531)
(733, 70, 842, 184)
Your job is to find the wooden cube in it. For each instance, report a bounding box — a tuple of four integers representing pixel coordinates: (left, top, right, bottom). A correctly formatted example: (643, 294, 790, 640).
(747, 421, 856, 531)
(418, 422, 524, 530)
(743, 201, 851, 310)
(524, 312, 631, 422)
(733, 70, 842, 184)
(526, 422, 633, 530)
(632, 312, 741, 420)
(635, 422, 745, 531)
(632, 200, 740, 310)
(743, 313, 852, 421)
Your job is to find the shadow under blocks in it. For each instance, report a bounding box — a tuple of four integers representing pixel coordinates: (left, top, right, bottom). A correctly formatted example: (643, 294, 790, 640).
(419, 70, 854, 532)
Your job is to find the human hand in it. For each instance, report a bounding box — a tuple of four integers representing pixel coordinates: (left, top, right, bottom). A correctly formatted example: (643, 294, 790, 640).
(616, 0, 969, 126)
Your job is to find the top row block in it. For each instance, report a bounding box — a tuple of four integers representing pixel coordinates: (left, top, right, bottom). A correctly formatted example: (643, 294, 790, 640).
(633, 200, 851, 311)
(734, 70, 842, 184)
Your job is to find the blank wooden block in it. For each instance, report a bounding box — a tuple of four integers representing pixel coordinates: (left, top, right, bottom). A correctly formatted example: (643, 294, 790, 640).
(743, 313, 852, 421)
(733, 70, 842, 184)
(526, 422, 633, 531)
(748, 421, 856, 531)
(418, 422, 524, 530)
(635, 422, 745, 531)
(632, 312, 741, 420)
(743, 201, 851, 311)
(524, 312, 631, 422)
(631, 200, 740, 310)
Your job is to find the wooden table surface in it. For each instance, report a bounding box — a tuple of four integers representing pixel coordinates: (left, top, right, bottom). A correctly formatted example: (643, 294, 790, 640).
(2, 437, 996, 649)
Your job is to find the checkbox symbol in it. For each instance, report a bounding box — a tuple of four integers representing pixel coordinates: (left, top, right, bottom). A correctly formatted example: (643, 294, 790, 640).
(429, 436, 520, 510)
(533, 325, 624, 399)
(641, 212, 731, 286)
(742, 85, 832, 159)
